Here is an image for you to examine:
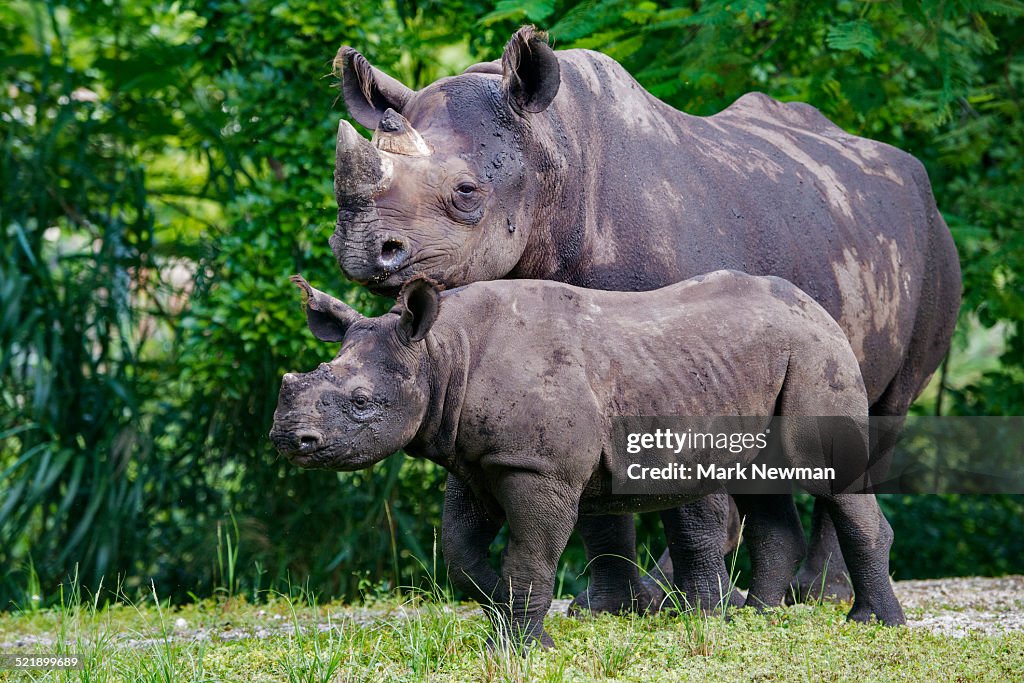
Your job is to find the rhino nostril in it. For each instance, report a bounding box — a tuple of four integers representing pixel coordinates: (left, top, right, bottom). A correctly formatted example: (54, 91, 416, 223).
(296, 429, 324, 451)
(379, 239, 408, 268)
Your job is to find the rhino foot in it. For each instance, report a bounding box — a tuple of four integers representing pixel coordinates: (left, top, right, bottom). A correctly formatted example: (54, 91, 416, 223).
(567, 584, 661, 617)
(486, 628, 555, 653)
(786, 566, 854, 604)
(846, 598, 906, 626)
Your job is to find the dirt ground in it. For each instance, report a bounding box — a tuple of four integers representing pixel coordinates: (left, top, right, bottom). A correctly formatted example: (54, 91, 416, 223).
(545, 575, 1024, 637)
(890, 575, 1024, 637)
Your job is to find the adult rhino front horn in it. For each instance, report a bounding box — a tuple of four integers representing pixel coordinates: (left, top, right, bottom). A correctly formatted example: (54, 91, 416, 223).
(333, 119, 391, 204)
(334, 108, 430, 207)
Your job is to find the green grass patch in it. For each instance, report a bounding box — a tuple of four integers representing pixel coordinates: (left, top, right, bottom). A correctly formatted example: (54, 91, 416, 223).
(1, 587, 1022, 682)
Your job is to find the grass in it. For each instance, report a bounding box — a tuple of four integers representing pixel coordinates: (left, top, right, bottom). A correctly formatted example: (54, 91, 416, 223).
(0, 582, 1022, 682)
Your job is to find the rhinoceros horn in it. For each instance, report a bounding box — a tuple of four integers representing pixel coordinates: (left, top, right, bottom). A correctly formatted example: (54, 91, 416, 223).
(371, 108, 431, 157)
(335, 119, 392, 202)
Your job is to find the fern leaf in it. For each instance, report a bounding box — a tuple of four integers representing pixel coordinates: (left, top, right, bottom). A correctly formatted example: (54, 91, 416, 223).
(976, 0, 1024, 16)
(481, 0, 555, 26)
(550, 0, 629, 42)
(826, 19, 880, 59)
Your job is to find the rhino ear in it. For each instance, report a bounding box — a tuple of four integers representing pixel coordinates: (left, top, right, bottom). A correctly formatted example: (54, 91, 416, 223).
(290, 275, 363, 342)
(336, 46, 415, 130)
(397, 277, 441, 343)
(501, 26, 560, 115)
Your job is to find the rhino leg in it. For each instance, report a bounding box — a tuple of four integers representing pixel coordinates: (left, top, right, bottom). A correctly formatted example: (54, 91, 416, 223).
(821, 494, 905, 625)
(567, 515, 652, 615)
(441, 474, 505, 606)
(732, 494, 806, 610)
(788, 502, 853, 603)
(639, 494, 744, 604)
(493, 474, 578, 650)
(790, 402, 909, 604)
(657, 495, 742, 611)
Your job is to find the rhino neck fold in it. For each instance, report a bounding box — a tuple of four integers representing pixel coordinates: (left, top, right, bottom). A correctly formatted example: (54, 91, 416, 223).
(408, 326, 470, 472)
(508, 128, 591, 284)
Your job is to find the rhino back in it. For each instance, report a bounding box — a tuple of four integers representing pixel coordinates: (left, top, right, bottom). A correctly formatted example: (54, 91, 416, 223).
(438, 272, 848, 448)
(514, 49, 956, 404)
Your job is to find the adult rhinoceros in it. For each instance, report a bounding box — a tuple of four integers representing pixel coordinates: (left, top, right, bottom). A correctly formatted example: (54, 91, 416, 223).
(328, 26, 961, 612)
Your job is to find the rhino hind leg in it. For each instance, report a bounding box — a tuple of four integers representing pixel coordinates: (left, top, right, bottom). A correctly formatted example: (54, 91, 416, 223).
(820, 494, 905, 625)
(657, 495, 742, 612)
(732, 494, 807, 610)
(568, 514, 654, 616)
(787, 502, 854, 604)
(637, 495, 743, 606)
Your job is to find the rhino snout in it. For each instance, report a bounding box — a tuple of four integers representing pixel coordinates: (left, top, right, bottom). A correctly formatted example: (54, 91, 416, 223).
(337, 233, 412, 289)
(269, 422, 325, 459)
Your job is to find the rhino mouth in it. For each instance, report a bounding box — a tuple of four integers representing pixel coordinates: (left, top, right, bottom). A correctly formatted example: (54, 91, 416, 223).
(292, 447, 389, 472)
(370, 262, 411, 286)
(273, 421, 388, 472)
(366, 260, 420, 295)
(282, 442, 355, 470)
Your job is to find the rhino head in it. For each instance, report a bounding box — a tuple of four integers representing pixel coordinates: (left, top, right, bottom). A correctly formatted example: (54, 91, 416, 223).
(269, 276, 440, 470)
(331, 27, 561, 294)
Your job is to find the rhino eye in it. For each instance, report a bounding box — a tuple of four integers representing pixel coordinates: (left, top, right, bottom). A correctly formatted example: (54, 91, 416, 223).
(450, 182, 483, 220)
(352, 395, 369, 409)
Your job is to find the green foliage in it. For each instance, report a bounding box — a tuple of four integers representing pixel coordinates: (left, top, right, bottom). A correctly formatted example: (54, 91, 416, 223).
(0, 0, 190, 603)
(0, 0, 475, 605)
(1, 0, 1022, 609)
(880, 495, 1024, 579)
(826, 19, 880, 58)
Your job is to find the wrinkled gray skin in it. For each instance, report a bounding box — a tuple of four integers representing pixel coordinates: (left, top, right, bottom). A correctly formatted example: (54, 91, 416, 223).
(270, 271, 907, 648)
(329, 27, 962, 609)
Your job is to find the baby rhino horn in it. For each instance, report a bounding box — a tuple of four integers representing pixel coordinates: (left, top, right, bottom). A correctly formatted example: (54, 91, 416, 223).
(372, 108, 431, 157)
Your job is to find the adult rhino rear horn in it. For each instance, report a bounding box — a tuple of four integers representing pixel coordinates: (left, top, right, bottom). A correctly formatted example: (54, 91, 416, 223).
(372, 108, 431, 157)
(334, 119, 392, 202)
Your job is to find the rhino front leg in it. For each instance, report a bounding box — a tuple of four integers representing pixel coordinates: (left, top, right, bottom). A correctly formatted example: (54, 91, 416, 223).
(441, 474, 505, 606)
(821, 494, 905, 625)
(493, 474, 579, 650)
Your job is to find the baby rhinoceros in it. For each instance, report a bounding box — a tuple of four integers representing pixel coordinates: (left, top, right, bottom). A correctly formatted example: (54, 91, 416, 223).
(270, 270, 905, 647)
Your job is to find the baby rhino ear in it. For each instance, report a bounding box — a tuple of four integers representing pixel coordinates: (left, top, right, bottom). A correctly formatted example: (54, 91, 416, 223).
(290, 275, 363, 342)
(397, 277, 442, 343)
